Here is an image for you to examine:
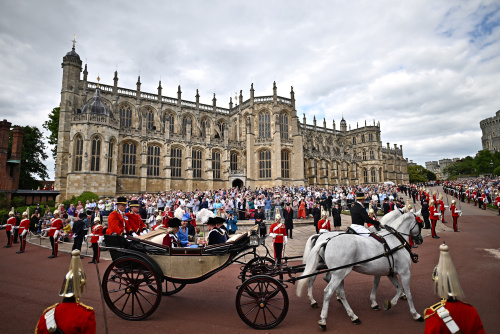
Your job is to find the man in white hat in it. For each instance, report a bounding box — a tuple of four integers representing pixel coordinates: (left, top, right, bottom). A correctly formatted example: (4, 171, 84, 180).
(424, 244, 485, 333)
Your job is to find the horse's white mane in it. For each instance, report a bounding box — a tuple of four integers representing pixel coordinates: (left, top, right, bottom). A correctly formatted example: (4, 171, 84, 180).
(385, 212, 414, 231)
(379, 209, 401, 226)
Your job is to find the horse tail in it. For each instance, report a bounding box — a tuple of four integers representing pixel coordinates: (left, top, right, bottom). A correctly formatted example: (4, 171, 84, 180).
(297, 240, 328, 297)
(303, 234, 319, 264)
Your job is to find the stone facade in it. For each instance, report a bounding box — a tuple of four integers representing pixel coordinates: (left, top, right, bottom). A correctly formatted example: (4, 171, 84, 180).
(55, 46, 409, 200)
(480, 110, 500, 153)
(0, 119, 23, 206)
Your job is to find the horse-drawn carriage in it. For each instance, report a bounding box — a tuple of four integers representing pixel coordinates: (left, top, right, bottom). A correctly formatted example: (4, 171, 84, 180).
(101, 209, 423, 330)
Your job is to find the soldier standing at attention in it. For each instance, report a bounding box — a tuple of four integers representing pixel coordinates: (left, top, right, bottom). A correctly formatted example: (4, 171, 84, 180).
(429, 200, 440, 239)
(424, 244, 485, 334)
(47, 210, 63, 258)
(269, 214, 287, 265)
(0, 209, 16, 248)
(35, 250, 96, 333)
(88, 216, 104, 264)
(16, 210, 30, 254)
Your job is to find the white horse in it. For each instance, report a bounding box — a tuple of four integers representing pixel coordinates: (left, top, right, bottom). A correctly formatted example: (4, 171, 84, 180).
(297, 212, 423, 330)
(301, 209, 408, 311)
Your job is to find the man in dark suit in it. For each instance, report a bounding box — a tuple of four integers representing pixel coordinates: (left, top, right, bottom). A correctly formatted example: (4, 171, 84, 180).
(350, 192, 380, 235)
(254, 207, 266, 237)
(383, 198, 390, 215)
(312, 203, 322, 234)
(282, 202, 294, 239)
(72, 213, 86, 251)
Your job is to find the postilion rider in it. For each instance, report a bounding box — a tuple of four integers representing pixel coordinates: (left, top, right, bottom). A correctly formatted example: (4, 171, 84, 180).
(424, 243, 485, 334)
(349, 192, 381, 236)
(35, 250, 96, 333)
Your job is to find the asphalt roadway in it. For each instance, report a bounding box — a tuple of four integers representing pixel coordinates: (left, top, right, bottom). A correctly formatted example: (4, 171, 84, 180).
(1, 187, 499, 333)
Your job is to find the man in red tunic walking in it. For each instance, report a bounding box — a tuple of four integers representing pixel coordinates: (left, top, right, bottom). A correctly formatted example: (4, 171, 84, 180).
(424, 243, 485, 334)
(47, 210, 63, 258)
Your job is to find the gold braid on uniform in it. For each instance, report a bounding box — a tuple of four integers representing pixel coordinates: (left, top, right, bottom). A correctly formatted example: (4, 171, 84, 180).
(423, 299, 446, 320)
(77, 301, 94, 311)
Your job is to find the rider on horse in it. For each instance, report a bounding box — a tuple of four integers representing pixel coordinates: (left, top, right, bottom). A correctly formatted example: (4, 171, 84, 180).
(350, 192, 381, 236)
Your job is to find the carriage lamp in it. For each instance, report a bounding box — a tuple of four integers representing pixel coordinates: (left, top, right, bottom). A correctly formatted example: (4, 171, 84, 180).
(249, 230, 259, 247)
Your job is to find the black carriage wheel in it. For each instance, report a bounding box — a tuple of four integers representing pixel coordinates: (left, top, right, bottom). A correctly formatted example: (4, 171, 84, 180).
(236, 275, 289, 330)
(163, 281, 186, 296)
(102, 257, 162, 321)
(240, 256, 276, 283)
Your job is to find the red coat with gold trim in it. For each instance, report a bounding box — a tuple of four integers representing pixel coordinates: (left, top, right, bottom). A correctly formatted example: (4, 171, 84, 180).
(424, 300, 485, 334)
(126, 212, 141, 233)
(270, 222, 287, 243)
(35, 301, 96, 334)
(90, 224, 103, 243)
(48, 218, 63, 237)
(106, 210, 131, 235)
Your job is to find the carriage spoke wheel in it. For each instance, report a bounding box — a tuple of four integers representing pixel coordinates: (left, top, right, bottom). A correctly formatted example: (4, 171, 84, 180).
(236, 275, 289, 330)
(103, 257, 162, 321)
(240, 257, 276, 282)
(163, 281, 186, 296)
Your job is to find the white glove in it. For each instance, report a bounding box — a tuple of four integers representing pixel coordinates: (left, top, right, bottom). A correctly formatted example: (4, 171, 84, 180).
(54, 230, 59, 239)
(435, 213, 441, 216)
(269, 233, 276, 238)
(444, 205, 449, 208)
(98, 235, 104, 243)
(319, 229, 328, 233)
(132, 232, 138, 237)
(284, 236, 288, 245)
(21, 230, 27, 237)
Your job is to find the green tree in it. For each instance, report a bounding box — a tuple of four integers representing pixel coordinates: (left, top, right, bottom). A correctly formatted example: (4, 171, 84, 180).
(10, 125, 49, 189)
(42, 107, 60, 161)
(474, 150, 495, 174)
(408, 165, 428, 183)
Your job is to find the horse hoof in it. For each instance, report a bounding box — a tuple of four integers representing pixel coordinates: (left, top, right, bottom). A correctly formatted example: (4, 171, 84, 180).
(337, 298, 342, 303)
(384, 300, 392, 311)
(311, 302, 319, 308)
(319, 324, 326, 331)
(352, 318, 362, 325)
(400, 294, 407, 301)
(415, 316, 424, 322)
(371, 305, 380, 310)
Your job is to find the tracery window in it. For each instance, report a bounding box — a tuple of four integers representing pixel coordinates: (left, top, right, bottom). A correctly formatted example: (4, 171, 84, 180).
(192, 149, 202, 178)
(182, 115, 193, 136)
(147, 145, 160, 176)
(212, 151, 221, 179)
(259, 150, 271, 178)
(107, 139, 114, 173)
(370, 150, 375, 160)
(91, 136, 101, 172)
(361, 134, 365, 143)
(146, 109, 154, 131)
(369, 133, 373, 141)
(230, 152, 238, 171)
(281, 150, 290, 179)
(165, 113, 175, 133)
(352, 136, 356, 145)
(215, 120, 225, 139)
(279, 113, 289, 139)
(122, 142, 137, 175)
(362, 151, 367, 161)
(371, 168, 376, 183)
(259, 112, 271, 138)
(364, 169, 368, 183)
(201, 118, 209, 137)
(170, 147, 182, 178)
(119, 105, 132, 128)
(74, 135, 83, 172)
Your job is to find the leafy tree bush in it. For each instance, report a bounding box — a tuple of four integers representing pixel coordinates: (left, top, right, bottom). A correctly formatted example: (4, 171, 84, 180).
(61, 192, 99, 209)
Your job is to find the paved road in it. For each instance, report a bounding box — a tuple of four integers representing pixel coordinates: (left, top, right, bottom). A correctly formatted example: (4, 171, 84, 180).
(1, 187, 498, 333)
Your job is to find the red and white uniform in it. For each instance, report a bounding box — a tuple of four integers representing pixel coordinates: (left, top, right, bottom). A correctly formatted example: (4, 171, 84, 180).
(270, 222, 287, 263)
(429, 206, 439, 238)
(90, 224, 104, 244)
(35, 301, 96, 334)
(318, 219, 331, 232)
(17, 217, 30, 253)
(424, 300, 485, 334)
(48, 218, 63, 237)
(106, 210, 132, 235)
(2, 216, 16, 247)
(367, 216, 377, 228)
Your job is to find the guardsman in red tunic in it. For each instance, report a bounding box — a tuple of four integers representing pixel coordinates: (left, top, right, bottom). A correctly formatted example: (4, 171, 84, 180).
(481, 192, 487, 210)
(424, 244, 485, 334)
(16, 210, 30, 253)
(88, 217, 104, 264)
(35, 250, 96, 334)
(47, 210, 63, 258)
(450, 200, 461, 232)
(495, 190, 500, 216)
(317, 211, 331, 233)
(472, 189, 477, 206)
(432, 191, 438, 210)
(127, 200, 147, 235)
(438, 195, 446, 223)
(429, 200, 440, 239)
(269, 214, 287, 265)
(106, 197, 133, 236)
(1, 209, 16, 248)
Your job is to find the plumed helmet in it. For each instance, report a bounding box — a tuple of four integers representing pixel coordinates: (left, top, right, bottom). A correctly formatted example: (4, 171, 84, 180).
(432, 244, 464, 299)
(275, 214, 282, 221)
(321, 210, 328, 217)
(156, 215, 163, 222)
(59, 250, 87, 299)
(53, 210, 60, 216)
(451, 199, 456, 204)
(94, 216, 100, 222)
(9, 211, 14, 216)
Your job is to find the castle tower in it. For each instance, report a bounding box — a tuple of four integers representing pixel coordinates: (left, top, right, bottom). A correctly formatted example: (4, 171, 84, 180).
(55, 37, 83, 200)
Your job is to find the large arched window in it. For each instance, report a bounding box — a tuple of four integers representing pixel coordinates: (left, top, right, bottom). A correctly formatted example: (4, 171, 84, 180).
(212, 150, 221, 179)
(147, 145, 160, 176)
(170, 147, 182, 178)
(370, 150, 375, 160)
(91, 136, 101, 172)
(192, 149, 202, 178)
(361, 134, 365, 143)
(352, 136, 357, 145)
(201, 118, 209, 137)
(122, 142, 137, 175)
(74, 135, 83, 172)
(259, 112, 271, 138)
(369, 133, 373, 141)
(165, 113, 175, 133)
(281, 150, 290, 179)
(363, 169, 368, 183)
(182, 115, 193, 136)
(119, 105, 132, 128)
(107, 139, 115, 173)
(362, 151, 367, 161)
(259, 150, 271, 178)
(145, 108, 155, 131)
(279, 113, 289, 139)
(230, 152, 238, 171)
(371, 168, 376, 183)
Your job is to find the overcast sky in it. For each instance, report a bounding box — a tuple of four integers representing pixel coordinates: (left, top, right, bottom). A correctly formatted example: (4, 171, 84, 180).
(1, 0, 500, 179)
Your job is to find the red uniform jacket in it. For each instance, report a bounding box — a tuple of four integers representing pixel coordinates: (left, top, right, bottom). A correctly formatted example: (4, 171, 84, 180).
(495, 196, 500, 206)
(318, 219, 331, 231)
(270, 222, 287, 243)
(367, 216, 377, 228)
(35, 301, 96, 334)
(48, 218, 63, 237)
(90, 224, 103, 243)
(439, 200, 445, 211)
(450, 205, 459, 217)
(424, 300, 485, 334)
(429, 206, 439, 220)
(126, 212, 141, 233)
(18, 218, 30, 235)
(6, 217, 16, 232)
(106, 210, 131, 235)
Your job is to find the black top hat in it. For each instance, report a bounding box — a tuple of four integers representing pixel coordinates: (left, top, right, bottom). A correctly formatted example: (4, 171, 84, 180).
(78, 213, 87, 219)
(207, 217, 225, 225)
(129, 200, 140, 207)
(116, 197, 127, 205)
(168, 218, 182, 228)
(355, 192, 365, 200)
